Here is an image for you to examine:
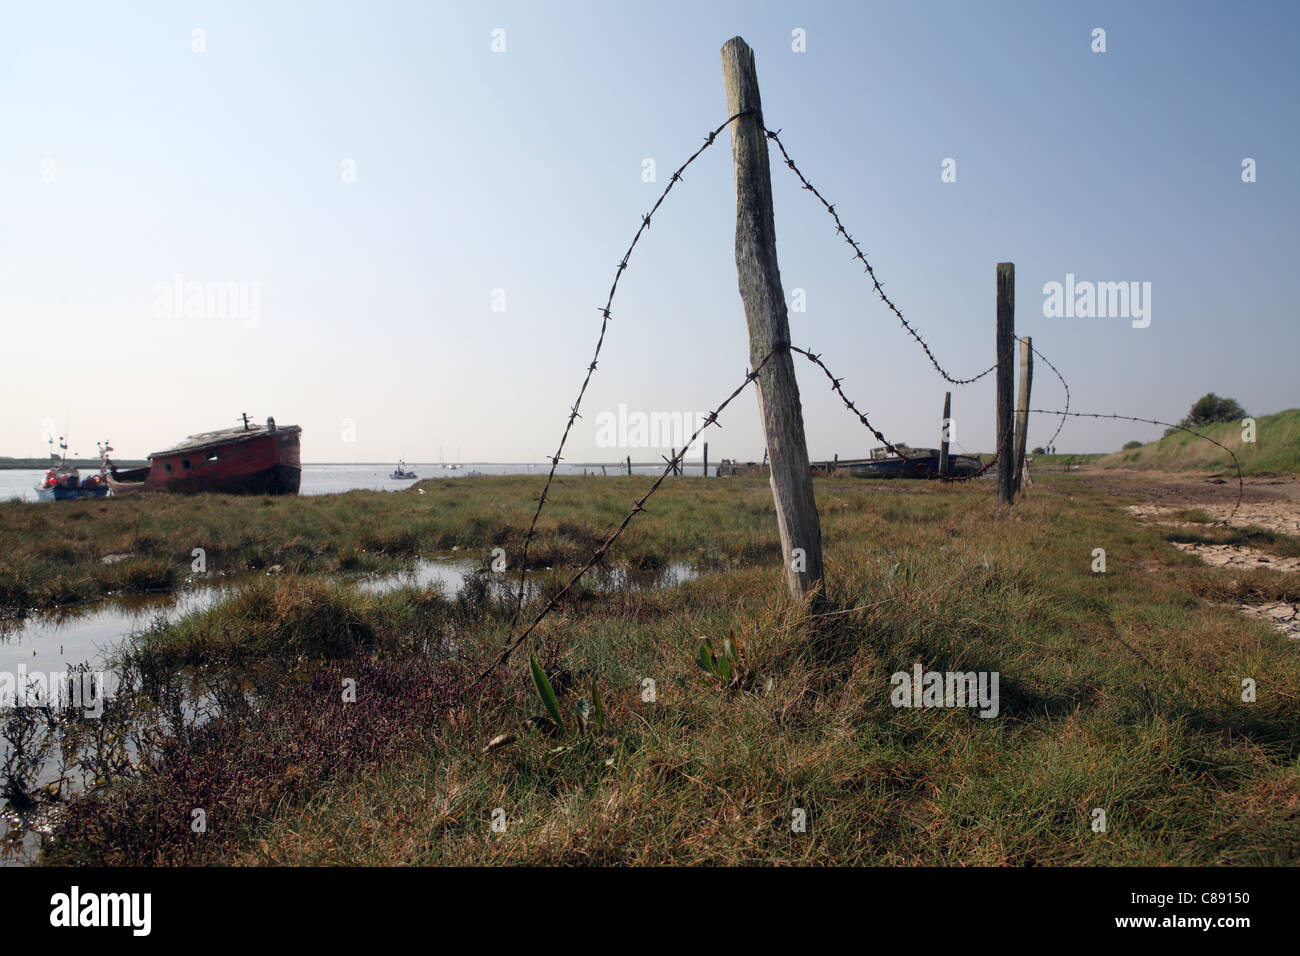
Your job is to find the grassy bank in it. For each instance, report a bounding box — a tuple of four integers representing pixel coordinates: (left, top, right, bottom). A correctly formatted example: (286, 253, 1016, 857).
(32, 473, 1300, 866)
(1095, 408, 1300, 476)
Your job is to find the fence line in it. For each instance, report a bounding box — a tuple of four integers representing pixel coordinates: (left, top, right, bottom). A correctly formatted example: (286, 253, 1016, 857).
(510, 110, 755, 625)
(1027, 409, 1244, 521)
(485, 109, 1244, 683)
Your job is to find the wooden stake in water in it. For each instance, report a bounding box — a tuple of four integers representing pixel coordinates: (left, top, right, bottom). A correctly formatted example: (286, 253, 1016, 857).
(722, 35, 824, 599)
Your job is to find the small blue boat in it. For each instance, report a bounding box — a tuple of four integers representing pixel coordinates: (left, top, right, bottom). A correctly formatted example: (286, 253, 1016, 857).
(34, 437, 111, 501)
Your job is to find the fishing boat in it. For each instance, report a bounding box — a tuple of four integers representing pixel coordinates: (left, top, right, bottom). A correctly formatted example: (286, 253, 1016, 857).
(34, 437, 109, 501)
(391, 461, 417, 480)
(106, 414, 302, 496)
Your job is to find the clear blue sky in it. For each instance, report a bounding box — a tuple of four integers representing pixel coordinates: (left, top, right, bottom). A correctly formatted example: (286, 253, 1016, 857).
(2, 0, 1296, 462)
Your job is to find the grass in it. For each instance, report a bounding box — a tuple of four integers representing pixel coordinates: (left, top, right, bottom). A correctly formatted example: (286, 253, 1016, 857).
(1095, 408, 1300, 476)
(0, 476, 782, 614)
(28, 473, 1300, 866)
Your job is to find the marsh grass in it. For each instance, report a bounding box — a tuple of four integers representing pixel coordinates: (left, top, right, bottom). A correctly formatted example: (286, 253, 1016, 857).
(33, 474, 1300, 866)
(0, 477, 782, 614)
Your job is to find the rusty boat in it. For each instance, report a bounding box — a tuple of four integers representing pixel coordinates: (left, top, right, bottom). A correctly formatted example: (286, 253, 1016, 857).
(106, 414, 302, 495)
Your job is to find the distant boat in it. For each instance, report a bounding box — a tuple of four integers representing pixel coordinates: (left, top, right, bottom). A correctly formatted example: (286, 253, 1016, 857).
(391, 460, 417, 480)
(36, 464, 109, 501)
(106, 414, 301, 495)
(718, 445, 982, 479)
(831, 452, 982, 479)
(34, 435, 109, 501)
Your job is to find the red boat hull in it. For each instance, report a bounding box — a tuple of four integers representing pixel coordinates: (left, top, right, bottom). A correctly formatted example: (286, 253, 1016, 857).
(110, 426, 301, 495)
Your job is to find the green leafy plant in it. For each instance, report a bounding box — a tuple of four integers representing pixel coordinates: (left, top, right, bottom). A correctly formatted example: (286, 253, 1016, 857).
(527, 654, 605, 737)
(528, 653, 565, 731)
(694, 633, 743, 686)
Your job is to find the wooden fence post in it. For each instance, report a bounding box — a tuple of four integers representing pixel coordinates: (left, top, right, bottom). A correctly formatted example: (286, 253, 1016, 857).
(626, 455, 631, 475)
(939, 391, 952, 478)
(703, 441, 709, 478)
(722, 36, 824, 600)
(995, 263, 1016, 506)
(1012, 335, 1033, 495)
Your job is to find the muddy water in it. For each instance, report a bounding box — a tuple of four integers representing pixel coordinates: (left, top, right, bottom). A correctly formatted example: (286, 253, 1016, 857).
(0, 555, 699, 864)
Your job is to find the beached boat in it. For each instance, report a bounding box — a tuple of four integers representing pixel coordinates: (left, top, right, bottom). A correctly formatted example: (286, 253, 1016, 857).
(831, 452, 983, 479)
(106, 414, 301, 495)
(718, 445, 983, 479)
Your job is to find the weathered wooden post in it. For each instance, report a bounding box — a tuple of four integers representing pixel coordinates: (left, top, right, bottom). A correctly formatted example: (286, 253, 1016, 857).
(939, 391, 952, 477)
(703, 441, 709, 478)
(995, 263, 1016, 506)
(1012, 336, 1033, 495)
(722, 36, 824, 599)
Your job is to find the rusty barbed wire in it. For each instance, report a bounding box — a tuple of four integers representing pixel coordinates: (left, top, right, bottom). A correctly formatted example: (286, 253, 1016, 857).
(764, 128, 997, 386)
(1030, 344, 1071, 451)
(474, 349, 777, 685)
(1027, 409, 1244, 523)
(790, 345, 1012, 481)
(511, 110, 755, 625)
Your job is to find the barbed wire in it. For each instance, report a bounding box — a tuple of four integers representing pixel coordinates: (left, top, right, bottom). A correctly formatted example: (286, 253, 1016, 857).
(1027, 409, 1244, 522)
(1030, 344, 1070, 450)
(510, 110, 755, 626)
(474, 349, 776, 685)
(789, 345, 1012, 481)
(764, 128, 997, 386)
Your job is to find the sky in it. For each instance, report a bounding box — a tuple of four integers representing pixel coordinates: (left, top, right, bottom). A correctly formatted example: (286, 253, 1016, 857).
(2, 0, 1296, 464)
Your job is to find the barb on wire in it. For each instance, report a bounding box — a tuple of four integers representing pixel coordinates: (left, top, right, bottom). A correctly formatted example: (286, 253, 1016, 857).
(511, 110, 755, 626)
(474, 350, 776, 686)
(764, 128, 996, 386)
(1030, 344, 1070, 450)
(1027, 409, 1244, 523)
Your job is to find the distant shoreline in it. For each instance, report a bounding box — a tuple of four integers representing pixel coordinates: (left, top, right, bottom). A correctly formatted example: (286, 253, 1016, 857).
(0, 459, 148, 470)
